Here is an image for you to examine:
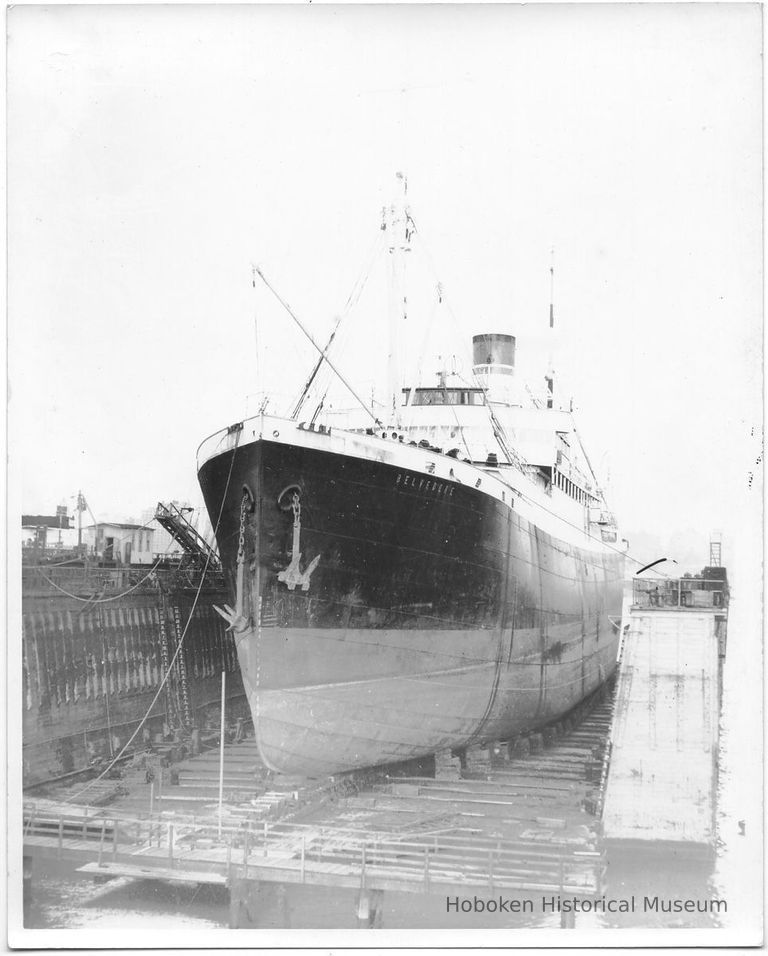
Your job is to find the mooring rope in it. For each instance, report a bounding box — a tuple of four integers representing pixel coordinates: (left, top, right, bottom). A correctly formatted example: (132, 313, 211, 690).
(34, 554, 168, 604)
(65, 433, 242, 804)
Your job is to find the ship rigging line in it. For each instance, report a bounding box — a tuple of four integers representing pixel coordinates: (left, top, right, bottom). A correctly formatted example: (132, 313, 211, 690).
(404, 227, 666, 575)
(294, 231, 385, 422)
(309, 234, 388, 423)
(507, 482, 671, 576)
(568, 413, 604, 500)
(452, 365, 526, 471)
(448, 397, 474, 464)
(407, 226, 525, 471)
(468, 333, 525, 468)
(291, 316, 343, 420)
(64, 433, 242, 805)
(254, 266, 381, 427)
(402, 287, 442, 418)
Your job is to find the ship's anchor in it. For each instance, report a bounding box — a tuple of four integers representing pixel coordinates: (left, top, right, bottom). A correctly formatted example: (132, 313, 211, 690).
(278, 492, 320, 592)
(214, 493, 251, 633)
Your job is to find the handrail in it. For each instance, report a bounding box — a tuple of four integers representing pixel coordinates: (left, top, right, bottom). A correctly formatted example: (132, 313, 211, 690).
(22, 563, 227, 595)
(23, 804, 599, 850)
(633, 576, 727, 587)
(632, 576, 727, 609)
(22, 805, 603, 896)
(22, 807, 600, 864)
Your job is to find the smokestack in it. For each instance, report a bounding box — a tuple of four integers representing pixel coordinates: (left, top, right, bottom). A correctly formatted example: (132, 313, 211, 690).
(472, 333, 517, 405)
(472, 333, 515, 377)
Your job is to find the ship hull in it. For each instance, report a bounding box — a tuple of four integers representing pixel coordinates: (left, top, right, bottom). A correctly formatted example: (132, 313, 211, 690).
(233, 623, 618, 776)
(198, 422, 623, 776)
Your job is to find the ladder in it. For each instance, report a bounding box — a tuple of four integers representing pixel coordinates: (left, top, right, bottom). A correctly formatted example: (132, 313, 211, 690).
(171, 605, 192, 728)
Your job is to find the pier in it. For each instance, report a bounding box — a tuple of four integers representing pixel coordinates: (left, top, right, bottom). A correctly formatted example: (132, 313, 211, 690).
(603, 572, 728, 854)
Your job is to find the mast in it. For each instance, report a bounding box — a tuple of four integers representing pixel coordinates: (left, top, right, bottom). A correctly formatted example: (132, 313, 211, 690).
(545, 249, 556, 409)
(385, 172, 410, 429)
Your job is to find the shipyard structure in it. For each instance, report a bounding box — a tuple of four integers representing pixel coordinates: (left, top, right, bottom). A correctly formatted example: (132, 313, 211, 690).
(21, 504, 248, 787)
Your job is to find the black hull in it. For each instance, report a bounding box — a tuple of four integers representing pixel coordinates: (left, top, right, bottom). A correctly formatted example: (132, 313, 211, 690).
(199, 431, 624, 774)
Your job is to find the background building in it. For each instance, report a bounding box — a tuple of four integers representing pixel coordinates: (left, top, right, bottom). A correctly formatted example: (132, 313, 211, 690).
(82, 521, 155, 564)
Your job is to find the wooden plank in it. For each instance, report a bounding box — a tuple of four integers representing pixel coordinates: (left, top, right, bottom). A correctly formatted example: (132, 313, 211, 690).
(77, 862, 227, 885)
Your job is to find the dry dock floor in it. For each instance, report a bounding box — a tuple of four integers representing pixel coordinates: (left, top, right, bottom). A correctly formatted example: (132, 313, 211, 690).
(24, 682, 615, 903)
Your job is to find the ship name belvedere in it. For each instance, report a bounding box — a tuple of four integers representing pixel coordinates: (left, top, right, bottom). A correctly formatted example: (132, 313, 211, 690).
(396, 473, 455, 497)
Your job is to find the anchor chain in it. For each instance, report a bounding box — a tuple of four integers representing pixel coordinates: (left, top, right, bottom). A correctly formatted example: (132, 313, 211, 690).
(238, 492, 249, 560)
(278, 488, 321, 592)
(213, 490, 252, 634)
(290, 492, 301, 524)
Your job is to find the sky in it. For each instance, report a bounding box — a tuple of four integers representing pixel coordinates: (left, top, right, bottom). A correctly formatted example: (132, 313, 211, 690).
(8, 3, 762, 575)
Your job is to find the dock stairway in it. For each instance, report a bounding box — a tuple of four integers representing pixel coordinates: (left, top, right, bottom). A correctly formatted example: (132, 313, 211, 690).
(154, 502, 221, 570)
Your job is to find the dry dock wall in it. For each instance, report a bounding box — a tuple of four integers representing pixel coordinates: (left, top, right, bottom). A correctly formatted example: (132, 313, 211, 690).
(22, 588, 245, 786)
(603, 609, 720, 847)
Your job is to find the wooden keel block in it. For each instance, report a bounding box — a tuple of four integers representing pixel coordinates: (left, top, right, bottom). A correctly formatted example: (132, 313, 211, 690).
(509, 736, 530, 759)
(488, 742, 506, 768)
(434, 749, 461, 780)
(529, 733, 544, 755)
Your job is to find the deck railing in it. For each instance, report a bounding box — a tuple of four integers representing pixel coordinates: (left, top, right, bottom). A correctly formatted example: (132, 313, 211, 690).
(23, 803, 604, 894)
(22, 563, 226, 596)
(632, 577, 727, 609)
